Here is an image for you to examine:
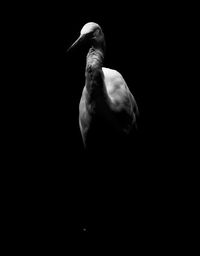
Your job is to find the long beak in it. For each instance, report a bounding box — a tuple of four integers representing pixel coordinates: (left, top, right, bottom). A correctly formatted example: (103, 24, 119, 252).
(67, 34, 85, 52)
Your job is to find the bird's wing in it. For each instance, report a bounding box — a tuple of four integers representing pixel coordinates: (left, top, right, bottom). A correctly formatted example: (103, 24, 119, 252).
(102, 67, 139, 116)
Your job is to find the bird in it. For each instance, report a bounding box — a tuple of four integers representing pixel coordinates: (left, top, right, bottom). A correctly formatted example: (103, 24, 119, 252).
(67, 22, 139, 157)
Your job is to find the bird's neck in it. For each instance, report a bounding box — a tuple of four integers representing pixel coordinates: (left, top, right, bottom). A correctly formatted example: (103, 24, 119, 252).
(85, 47, 106, 102)
(86, 47, 104, 71)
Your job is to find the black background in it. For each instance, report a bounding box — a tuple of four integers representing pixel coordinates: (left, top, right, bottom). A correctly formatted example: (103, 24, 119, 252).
(4, 2, 190, 248)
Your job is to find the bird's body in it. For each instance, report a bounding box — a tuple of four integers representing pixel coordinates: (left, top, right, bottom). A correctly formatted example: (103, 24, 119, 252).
(68, 22, 139, 153)
(79, 65, 138, 150)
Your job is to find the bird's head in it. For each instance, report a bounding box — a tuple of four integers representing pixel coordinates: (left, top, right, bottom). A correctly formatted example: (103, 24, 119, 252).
(67, 22, 105, 52)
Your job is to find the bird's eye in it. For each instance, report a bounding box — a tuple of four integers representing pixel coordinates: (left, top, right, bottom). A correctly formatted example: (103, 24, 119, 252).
(94, 28, 100, 37)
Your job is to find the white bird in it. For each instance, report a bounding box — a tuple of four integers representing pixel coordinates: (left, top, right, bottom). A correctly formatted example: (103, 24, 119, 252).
(68, 22, 139, 154)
